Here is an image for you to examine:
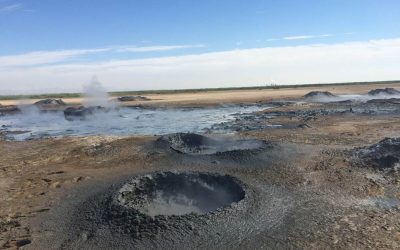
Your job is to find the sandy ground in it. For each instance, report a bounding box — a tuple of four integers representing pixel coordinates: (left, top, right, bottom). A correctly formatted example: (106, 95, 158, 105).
(2, 82, 400, 107)
(1, 84, 400, 249)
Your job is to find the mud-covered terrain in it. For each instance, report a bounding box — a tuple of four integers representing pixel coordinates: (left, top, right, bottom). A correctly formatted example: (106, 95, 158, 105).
(1, 86, 400, 249)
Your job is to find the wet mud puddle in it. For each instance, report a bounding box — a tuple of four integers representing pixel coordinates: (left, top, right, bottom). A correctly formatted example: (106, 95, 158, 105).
(0, 104, 270, 140)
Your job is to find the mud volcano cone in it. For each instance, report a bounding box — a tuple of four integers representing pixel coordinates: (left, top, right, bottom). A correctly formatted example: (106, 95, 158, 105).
(156, 133, 268, 155)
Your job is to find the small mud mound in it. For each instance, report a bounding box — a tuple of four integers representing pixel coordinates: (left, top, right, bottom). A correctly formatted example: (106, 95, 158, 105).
(117, 172, 245, 216)
(303, 91, 337, 99)
(156, 133, 268, 155)
(63, 106, 108, 121)
(368, 88, 400, 96)
(352, 138, 400, 172)
(34, 98, 66, 106)
(118, 96, 150, 102)
(0, 105, 20, 115)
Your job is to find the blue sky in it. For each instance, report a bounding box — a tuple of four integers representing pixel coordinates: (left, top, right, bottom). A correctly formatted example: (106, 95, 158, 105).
(1, 0, 400, 93)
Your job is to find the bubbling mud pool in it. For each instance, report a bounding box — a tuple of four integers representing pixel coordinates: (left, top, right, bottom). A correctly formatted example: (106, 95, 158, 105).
(117, 172, 245, 216)
(0, 105, 269, 140)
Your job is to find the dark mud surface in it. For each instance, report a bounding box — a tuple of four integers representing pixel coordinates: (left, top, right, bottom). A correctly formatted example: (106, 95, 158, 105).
(214, 99, 400, 132)
(352, 137, 400, 172)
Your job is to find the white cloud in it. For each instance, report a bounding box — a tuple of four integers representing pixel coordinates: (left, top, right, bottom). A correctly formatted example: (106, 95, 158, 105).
(283, 34, 332, 40)
(0, 3, 22, 12)
(0, 48, 108, 67)
(117, 44, 205, 52)
(267, 34, 333, 42)
(0, 44, 206, 68)
(1, 38, 400, 94)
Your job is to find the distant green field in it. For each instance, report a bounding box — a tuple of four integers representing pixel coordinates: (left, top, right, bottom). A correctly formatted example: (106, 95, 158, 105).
(0, 80, 399, 101)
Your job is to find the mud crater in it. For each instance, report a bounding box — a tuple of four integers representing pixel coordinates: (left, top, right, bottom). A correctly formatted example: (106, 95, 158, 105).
(156, 133, 269, 155)
(117, 172, 245, 217)
(84, 172, 249, 241)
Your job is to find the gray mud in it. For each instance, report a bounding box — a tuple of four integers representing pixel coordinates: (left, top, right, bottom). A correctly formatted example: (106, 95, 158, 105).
(352, 137, 400, 172)
(368, 88, 400, 96)
(27, 141, 313, 249)
(27, 172, 288, 249)
(11, 93, 400, 249)
(1, 104, 270, 140)
(117, 172, 245, 216)
(214, 100, 400, 132)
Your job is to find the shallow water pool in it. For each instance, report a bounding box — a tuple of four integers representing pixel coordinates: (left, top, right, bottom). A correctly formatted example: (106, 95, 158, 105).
(1, 105, 269, 140)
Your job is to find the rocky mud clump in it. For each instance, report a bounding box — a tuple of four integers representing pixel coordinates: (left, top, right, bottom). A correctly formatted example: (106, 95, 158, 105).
(156, 133, 269, 155)
(352, 137, 400, 172)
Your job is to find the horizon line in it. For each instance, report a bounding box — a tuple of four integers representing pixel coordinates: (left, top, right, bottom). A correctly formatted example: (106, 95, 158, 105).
(1, 79, 399, 98)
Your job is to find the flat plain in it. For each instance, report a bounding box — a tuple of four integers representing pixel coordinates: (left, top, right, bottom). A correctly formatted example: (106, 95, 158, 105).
(1, 82, 400, 249)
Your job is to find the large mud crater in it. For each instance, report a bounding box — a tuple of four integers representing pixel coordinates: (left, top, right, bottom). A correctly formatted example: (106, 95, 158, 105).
(117, 172, 245, 216)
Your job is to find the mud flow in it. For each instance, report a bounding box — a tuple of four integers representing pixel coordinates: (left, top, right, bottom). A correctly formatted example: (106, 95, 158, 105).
(117, 172, 245, 216)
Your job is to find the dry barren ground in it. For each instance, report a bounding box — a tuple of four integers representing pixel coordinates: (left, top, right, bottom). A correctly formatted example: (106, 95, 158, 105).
(2, 82, 400, 107)
(1, 84, 400, 249)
